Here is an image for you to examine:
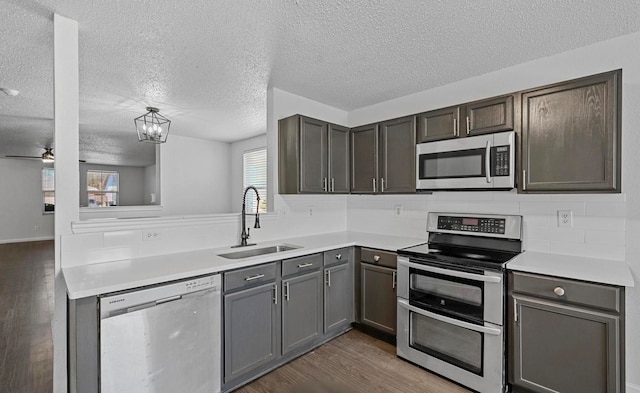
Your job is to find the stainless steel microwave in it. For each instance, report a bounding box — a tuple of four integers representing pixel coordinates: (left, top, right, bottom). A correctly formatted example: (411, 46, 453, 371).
(416, 131, 515, 191)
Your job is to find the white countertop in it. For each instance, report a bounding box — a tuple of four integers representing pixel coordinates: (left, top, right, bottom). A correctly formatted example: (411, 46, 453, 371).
(507, 251, 634, 287)
(63, 231, 426, 299)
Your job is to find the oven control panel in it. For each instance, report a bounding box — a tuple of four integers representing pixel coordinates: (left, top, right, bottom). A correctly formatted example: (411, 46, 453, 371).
(437, 216, 506, 234)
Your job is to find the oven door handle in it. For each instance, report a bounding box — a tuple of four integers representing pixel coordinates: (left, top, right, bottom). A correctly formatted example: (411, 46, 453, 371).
(400, 260, 502, 283)
(397, 298, 501, 336)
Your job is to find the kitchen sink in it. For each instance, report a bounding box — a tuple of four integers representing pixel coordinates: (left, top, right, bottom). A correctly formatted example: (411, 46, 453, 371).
(218, 244, 301, 259)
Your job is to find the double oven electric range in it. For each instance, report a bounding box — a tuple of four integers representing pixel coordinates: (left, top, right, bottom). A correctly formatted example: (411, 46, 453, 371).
(397, 212, 523, 393)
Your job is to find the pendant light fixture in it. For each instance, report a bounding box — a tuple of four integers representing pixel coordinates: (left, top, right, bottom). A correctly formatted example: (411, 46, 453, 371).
(134, 107, 171, 143)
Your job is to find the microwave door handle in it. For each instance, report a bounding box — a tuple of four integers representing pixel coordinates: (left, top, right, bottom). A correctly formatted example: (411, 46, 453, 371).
(400, 260, 502, 283)
(398, 298, 501, 336)
(485, 140, 491, 184)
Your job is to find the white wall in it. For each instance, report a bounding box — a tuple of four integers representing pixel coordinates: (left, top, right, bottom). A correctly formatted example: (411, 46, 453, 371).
(230, 134, 267, 213)
(347, 31, 640, 392)
(79, 163, 146, 206)
(160, 134, 233, 216)
(0, 158, 55, 243)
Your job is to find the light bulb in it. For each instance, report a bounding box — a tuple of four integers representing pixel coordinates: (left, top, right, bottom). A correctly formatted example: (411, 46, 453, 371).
(158, 126, 162, 134)
(142, 123, 147, 131)
(153, 124, 158, 131)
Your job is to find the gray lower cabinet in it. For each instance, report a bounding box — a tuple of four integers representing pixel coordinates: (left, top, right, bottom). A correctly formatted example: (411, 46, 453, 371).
(360, 263, 397, 335)
(521, 70, 621, 193)
(281, 270, 323, 354)
(324, 262, 352, 333)
(224, 281, 278, 384)
(509, 271, 624, 393)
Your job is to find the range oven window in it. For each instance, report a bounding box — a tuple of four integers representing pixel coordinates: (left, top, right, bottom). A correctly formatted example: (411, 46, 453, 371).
(418, 148, 486, 180)
(409, 268, 484, 322)
(410, 312, 484, 375)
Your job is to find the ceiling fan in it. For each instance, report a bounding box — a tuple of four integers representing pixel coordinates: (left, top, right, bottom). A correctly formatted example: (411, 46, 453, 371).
(5, 147, 86, 163)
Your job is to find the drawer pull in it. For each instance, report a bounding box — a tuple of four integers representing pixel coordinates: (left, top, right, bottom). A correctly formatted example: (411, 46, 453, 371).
(244, 274, 265, 281)
(335, 254, 342, 260)
(373, 255, 381, 262)
(297, 263, 313, 269)
(553, 287, 565, 296)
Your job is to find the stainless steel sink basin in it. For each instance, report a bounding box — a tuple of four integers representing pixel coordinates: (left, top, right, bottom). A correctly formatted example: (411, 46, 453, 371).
(218, 244, 301, 260)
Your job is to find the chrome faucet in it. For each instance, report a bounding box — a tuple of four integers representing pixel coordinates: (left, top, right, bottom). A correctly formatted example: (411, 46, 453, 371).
(233, 186, 261, 248)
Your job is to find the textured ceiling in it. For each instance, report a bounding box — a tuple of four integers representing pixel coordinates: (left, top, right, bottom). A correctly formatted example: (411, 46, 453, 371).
(2, 0, 640, 163)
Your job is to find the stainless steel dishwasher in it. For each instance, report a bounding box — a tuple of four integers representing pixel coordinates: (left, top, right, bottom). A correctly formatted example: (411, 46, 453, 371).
(99, 274, 222, 393)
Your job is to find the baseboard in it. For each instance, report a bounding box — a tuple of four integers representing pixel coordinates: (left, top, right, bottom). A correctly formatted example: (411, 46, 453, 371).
(0, 236, 54, 244)
(628, 383, 640, 393)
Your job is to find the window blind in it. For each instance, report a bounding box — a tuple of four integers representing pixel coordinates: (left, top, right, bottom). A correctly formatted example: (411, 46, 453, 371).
(243, 148, 267, 213)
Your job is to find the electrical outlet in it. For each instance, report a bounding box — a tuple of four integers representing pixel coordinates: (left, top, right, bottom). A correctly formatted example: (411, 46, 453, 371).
(143, 229, 163, 241)
(308, 206, 314, 216)
(394, 205, 403, 216)
(34, 225, 40, 232)
(557, 210, 573, 227)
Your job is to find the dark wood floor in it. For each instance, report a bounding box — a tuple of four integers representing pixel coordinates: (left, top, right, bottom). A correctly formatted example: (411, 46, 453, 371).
(236, 329, 471, 393)
(0, 241, 54, 393)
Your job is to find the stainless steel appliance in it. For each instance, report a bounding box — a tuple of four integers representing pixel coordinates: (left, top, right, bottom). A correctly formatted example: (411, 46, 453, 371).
(416, 131, 515, 191)
(100, 274, 222, 393)
(397, 212, 523, 393)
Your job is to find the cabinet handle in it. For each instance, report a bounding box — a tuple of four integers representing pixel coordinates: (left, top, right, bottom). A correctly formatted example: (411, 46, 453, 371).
(513, 298, 518, 323)
(335, 254, 342, 260)
(453, 118, 457, 137)
(466, 116, 471, 135)
(392, 271, 397, 289)
(373, 255, 381, 262)
(297, 263, 313, 269)
(326, 270, 331, 287)
(485, 141, 491, 184)
(381, 178, 385, 193)
(522, 170, 527, 191)
(553, 287, 565, 296)
(372, 178, 377, 193)
(273, 284, 278, 305)
(285, 281, 290, 301)
(323, 177, 328, 192)
(245, 274, 265, 281)
(331, 178, 335, 192)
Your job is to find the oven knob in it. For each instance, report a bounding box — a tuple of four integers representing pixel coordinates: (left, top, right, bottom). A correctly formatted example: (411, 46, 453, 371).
(553, 287, 565, 296)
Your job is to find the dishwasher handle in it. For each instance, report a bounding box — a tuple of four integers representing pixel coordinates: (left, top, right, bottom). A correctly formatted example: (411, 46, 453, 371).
(117, 288, 216, 316)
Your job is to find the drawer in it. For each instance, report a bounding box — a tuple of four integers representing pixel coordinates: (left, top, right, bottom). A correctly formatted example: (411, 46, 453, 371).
(224, 262, 277, 292)
(323, 247, 351, 266)
(360, 248, 397, 269)
(511, 271, 621, 313)
(282, 253, 322, 277)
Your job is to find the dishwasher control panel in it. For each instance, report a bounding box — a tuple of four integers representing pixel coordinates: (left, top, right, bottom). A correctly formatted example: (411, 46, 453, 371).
(100, 274, 221, 318)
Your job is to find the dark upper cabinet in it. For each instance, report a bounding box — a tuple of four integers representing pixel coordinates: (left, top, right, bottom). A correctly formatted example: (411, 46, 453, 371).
(350, 124, 379, 194)
(521, 70, 621, 193)
(351, 116, 416, 194)
(416, 106, 459, 142)
(416, 96, 514, 143)
(278, 115, 350, 194)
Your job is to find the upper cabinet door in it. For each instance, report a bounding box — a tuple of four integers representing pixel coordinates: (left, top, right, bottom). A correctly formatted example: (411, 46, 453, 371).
(464, 95, 514, 137)
(328, 124, 350, 193)
(522, 71, 621, 193)
(351, 124, 379, 193)
(416, 106, 460, 143)
(299, 116, 328, 193)
(379, 116, 416, 193)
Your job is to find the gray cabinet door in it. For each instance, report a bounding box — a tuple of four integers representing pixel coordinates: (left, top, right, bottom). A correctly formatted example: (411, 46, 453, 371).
(511, 295, 620, 393)
(521, 70, 621, 192)
(224, 282, 278, 383)
(464, 95, 514, 136)
(328, 124, 350, 193)
(380, 116, 416, 193)
(281, 271, 323, 355)
(351, 124, 379, 193)
(324, 263, 353, 333)
(361, 263, 396, 335)
(416, 106, 460, 143)
(299, 116, 328, 193)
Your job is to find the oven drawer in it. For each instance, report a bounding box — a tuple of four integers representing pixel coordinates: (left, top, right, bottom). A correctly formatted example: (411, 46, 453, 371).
(510, 271, 620, 313)
(361, 248, 397, 268)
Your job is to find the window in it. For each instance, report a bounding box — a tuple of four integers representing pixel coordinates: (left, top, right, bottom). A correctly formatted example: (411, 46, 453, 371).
(42, 168, 55, 213)
(243, 148, 267, 213)
(87, 170, 119, 207)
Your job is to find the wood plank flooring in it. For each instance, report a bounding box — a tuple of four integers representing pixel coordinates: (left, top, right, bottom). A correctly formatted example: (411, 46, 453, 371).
(235, 329, 471, 393)
(0, 241, 54, 393)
